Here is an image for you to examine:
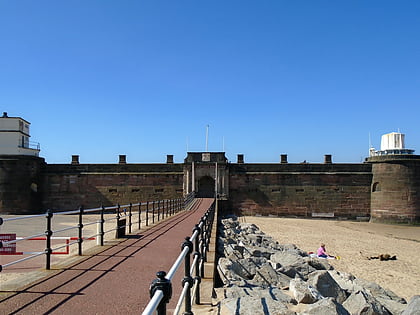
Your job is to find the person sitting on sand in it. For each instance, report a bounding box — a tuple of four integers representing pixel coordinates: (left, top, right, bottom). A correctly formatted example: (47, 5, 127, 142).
(317, 243, 335, 258)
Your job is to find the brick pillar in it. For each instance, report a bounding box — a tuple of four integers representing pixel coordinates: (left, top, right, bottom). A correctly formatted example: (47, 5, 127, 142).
(281, 154, 288, 164)
(237, 154, 244, 164)
(71, 155, 79, 165)
(166, 155, 174, 164)
(119, 155, 127, 164)
(324, 154, 332, 164)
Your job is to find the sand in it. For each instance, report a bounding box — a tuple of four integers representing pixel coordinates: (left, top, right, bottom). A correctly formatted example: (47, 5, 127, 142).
(241, 216, 420, 302)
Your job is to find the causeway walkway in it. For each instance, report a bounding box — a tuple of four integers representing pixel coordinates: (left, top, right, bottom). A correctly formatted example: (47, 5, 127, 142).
(0, 198, 214, 315)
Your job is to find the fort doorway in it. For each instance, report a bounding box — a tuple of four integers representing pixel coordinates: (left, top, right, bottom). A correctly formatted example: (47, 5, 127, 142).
(197, 176, 215, 198)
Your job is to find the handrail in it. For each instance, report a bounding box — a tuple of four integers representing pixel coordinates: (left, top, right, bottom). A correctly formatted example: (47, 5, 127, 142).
(142, 198, 216, 315)
(0, 197, 185, 272)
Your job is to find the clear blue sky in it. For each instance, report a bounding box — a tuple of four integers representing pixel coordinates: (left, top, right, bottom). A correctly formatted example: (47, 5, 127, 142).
(1, 1, 419, 164)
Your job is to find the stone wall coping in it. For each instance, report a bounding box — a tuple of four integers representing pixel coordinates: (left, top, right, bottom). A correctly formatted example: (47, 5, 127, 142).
(231, 171, 372, 175)
(367, 155, 420, 162)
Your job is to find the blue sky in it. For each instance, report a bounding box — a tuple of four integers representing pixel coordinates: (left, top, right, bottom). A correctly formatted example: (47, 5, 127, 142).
(1, 1, 419, 164)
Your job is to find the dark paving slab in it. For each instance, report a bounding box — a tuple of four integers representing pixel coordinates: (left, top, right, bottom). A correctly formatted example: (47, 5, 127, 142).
(0, 198, 213, 315)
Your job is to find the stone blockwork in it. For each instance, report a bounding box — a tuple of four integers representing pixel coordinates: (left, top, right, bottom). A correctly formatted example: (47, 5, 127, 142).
(1, 151, 419, 223)
(229, 163, 372, 219)
(368, 155, 420, 224)
(0, 155, 45, 214)
(42, 163, 184, 211)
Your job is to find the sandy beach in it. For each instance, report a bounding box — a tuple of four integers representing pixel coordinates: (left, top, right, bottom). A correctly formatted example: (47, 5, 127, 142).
(241, 216, 420, 302)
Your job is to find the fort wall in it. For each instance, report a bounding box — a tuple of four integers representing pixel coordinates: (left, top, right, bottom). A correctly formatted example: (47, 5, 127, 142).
(1, 152, 419, 224)
(228, 163, 372, 219)
(0, 155, 45, 214)
(42, 163, 184, 211)
(368, 155, 420, 223)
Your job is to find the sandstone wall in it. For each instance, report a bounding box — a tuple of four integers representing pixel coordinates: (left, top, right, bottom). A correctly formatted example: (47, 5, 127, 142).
(0, 155, 45, 214)
(4, 153, 419, 223)
(42, 164, 184, 211)
(369, 155, 420, 223)
(228, 163, 372, 219)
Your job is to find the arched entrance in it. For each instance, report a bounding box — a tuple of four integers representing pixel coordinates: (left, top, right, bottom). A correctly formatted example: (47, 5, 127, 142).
(197, 176, 215, 198)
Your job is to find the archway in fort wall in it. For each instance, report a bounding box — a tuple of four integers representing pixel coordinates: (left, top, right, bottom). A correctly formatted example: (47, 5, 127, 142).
(197, 176, 215, 198)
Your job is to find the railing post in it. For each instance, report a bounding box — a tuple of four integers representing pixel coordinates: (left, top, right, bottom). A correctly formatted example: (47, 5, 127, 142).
(152, 201, 155, 224)
(149, 271, 172, 315)
(146, 201, 149, 226)
(199, 219, 205, 278)
(167, 199, 170, 217)
(138, 202, 142, 230)
(182, 237, 194, 315)
(203, 214, 209, 263)
(116, 203, 120, 234)
(45, 209, 53, 270)
(78, 206, 84, 256)
(99, 205, 105, 246)
(193, 224, 201, 305)
(129, 203, 132, 234)
(171, 199, 174, 215)
(157, 200, 160, 222)
(173, 199, 176, 215)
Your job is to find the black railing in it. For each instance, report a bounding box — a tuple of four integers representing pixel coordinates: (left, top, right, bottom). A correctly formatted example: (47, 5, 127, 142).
(18, 140, 40, 150)
(0, 198, 184, 272)
(142, 199, 215, 315)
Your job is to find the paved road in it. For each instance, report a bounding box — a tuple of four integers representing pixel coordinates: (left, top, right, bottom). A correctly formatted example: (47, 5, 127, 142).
(0, 198, 214, 315)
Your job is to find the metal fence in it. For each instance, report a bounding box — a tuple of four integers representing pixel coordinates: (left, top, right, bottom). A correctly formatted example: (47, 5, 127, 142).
(0, 197, 188, 272)
(142, 198, 216, 315)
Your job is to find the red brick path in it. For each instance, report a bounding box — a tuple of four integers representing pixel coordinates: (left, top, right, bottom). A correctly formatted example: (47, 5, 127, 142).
(0, 198, 214, 315)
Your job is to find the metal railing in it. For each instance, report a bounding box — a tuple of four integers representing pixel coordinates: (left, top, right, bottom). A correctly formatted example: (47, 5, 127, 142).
(18, 140, 41, 150)
(0, 197, 186, 272)
(142, 198, 216, 315)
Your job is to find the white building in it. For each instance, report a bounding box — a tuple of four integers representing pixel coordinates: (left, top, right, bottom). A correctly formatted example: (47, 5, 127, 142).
(370, 132, 414, 156)
(0, 112, 40, 156)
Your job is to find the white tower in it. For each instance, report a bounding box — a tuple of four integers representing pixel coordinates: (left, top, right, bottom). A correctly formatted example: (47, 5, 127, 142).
(0, 112, 40, 156)
(370, 132, 414, 156)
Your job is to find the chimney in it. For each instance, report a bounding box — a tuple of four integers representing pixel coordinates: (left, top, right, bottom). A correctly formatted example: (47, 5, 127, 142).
(71, 155, 79, 165)
(324, 154, 332, 164)
(280, 154, 288, 164)
(166, 155, 174, 164)
(119, 155, 127, 164)
(237, 154, 244, 164)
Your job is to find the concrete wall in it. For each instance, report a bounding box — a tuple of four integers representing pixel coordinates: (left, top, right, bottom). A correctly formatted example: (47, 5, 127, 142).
(228, 163, 372, 219)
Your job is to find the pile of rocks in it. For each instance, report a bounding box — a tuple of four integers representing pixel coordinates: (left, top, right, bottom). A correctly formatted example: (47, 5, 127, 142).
(215, 216, 419, 315)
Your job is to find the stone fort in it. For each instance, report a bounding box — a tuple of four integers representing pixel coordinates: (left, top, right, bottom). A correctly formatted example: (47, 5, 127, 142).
(1, 113, 419, 224)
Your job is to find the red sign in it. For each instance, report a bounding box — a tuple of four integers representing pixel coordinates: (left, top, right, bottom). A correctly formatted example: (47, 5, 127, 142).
(0, 234, 17, 255)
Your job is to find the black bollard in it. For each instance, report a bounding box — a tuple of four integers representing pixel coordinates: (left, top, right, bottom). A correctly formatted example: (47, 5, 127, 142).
(149, 271, 172, 315)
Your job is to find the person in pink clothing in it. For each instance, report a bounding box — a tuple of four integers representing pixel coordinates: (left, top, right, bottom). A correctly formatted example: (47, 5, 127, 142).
(317, 243, 334, 258)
